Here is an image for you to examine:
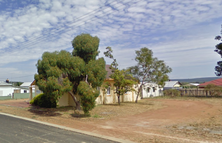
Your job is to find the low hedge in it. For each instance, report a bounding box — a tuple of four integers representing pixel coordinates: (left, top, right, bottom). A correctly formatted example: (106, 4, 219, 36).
(30, 93, 56, 108)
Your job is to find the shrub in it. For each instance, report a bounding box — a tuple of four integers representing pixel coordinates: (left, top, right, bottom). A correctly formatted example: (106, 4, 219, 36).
(164, 89, 180, 97)
(30, 93, 56, 108)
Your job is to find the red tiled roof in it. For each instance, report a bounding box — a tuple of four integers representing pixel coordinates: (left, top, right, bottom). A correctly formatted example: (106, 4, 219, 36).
(198, 78, 222, 87)
(105, 65, 113, 79)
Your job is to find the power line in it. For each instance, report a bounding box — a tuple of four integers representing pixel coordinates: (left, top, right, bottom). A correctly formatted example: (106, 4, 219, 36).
(19, 0, 120, 43)
(19, 1, 130, 47)
(13, 1, 126, 48)
(6, 0, 142, 50)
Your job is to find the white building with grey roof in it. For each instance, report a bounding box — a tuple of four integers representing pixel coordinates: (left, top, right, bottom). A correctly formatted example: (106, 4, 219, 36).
(164, 81, 182, 90)
(0, 81, 16, 96)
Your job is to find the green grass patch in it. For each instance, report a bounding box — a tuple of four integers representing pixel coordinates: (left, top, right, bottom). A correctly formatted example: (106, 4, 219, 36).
(92, 114, 101, 118)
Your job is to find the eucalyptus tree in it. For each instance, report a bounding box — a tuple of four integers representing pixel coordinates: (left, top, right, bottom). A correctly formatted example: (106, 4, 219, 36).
(35, 34, 107, 114)
(128, 47, 172, 103)
(214, 25, 222, 76)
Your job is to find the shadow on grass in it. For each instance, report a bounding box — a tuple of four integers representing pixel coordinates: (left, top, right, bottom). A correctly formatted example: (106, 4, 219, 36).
(28, 105, 92, 118)
(71, 112, 90, 118)
(28, 105, 74, 117)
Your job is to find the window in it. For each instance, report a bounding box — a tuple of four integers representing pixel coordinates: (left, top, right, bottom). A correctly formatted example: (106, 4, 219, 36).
(153, 87, 155, 92)
(24, 90, 27, 93)
(107, 86, 110, 95)
(147, 87, 150, 93)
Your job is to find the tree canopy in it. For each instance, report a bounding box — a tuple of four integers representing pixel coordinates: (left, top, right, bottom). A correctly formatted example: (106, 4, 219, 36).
(128, 47, 172, 102)
(104, 47, 137, 105)
(35, 34, 107, 114)
(214, 25, 222, 76)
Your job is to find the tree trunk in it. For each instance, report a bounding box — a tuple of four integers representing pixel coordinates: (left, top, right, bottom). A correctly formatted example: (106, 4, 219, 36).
(135, 85, 142, 103)
(58, 74, 81, 110)
(118, 95, 120, 105)
(68, 91, 81, 110)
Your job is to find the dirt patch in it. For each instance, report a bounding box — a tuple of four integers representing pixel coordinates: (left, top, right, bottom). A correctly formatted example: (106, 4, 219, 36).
(0, 98, 222, 143)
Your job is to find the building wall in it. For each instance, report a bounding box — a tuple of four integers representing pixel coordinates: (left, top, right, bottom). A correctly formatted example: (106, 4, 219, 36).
(33, 80, 142, 107)
(174, 83, 181, 87)
(96, 82, 141, 104)
(20, 89, 29, 93)
(141, 83, 163, 98)
(35, 86, 43, 96)
(58, 92, 69, 107)
(0, 86, 16, 96)
(58, 92, 80, 107)
(14, 88, 30, 94)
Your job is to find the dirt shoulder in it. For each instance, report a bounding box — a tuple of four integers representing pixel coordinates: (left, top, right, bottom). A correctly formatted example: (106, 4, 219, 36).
(0, 98, 222, 143)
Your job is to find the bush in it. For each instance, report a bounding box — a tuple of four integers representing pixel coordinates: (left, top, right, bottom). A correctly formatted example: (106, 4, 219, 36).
(30, 93, 56, 108)
(164, 89, 180, 97)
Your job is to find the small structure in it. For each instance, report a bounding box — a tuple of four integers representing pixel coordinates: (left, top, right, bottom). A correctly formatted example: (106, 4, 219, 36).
(18, 82, 33, 93)
(0, 81, 15, 96)
(164, 81, 182, 90)
(141, 83, 163, 98)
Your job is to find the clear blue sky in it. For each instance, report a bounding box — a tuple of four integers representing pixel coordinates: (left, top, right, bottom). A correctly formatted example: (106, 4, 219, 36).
(0, 0, 222, 82)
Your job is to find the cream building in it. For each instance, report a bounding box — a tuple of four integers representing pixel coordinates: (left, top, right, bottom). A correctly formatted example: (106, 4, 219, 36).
(30, 65, 141, 107)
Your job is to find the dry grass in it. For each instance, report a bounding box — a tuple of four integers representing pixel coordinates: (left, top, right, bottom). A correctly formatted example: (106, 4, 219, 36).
(26, 99, 164, 121)
(0, 98, 163, 121)
(1, 97, 222, 143)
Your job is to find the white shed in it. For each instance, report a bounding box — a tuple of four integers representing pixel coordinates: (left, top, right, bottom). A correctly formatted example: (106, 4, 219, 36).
(20, 82, 33, 93)
(164, 81, 182, 90)
(0, 81, 16, 96)
(141, 83, 163, 98)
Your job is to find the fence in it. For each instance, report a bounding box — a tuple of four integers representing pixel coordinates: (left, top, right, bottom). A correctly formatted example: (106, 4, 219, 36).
(0, 96, 12, 100)
(179, 89, 222, 97)
(0, 93, 30, 100)
(13, 93, 30, 99)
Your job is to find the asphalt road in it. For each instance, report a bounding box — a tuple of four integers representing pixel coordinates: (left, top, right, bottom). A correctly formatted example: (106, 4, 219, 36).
(0, 114, 116, 143)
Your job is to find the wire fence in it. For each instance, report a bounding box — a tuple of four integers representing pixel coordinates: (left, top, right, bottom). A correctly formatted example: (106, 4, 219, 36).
(164, 88, 222, 97)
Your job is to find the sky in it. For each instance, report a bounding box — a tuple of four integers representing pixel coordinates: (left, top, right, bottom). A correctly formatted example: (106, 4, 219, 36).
(0, 0, 222, 82)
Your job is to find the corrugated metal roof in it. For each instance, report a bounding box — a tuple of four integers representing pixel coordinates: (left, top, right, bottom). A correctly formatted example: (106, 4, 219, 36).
(0, 81, 12, 86)
(198, 78, 222, 87)
(143, 82, 158, 87)
(164, 81, 179, 87)
(20, 82, 32, 87)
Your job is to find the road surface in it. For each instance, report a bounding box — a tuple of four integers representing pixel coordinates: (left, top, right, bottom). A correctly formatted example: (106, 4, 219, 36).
(0, 114, 116, 143)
